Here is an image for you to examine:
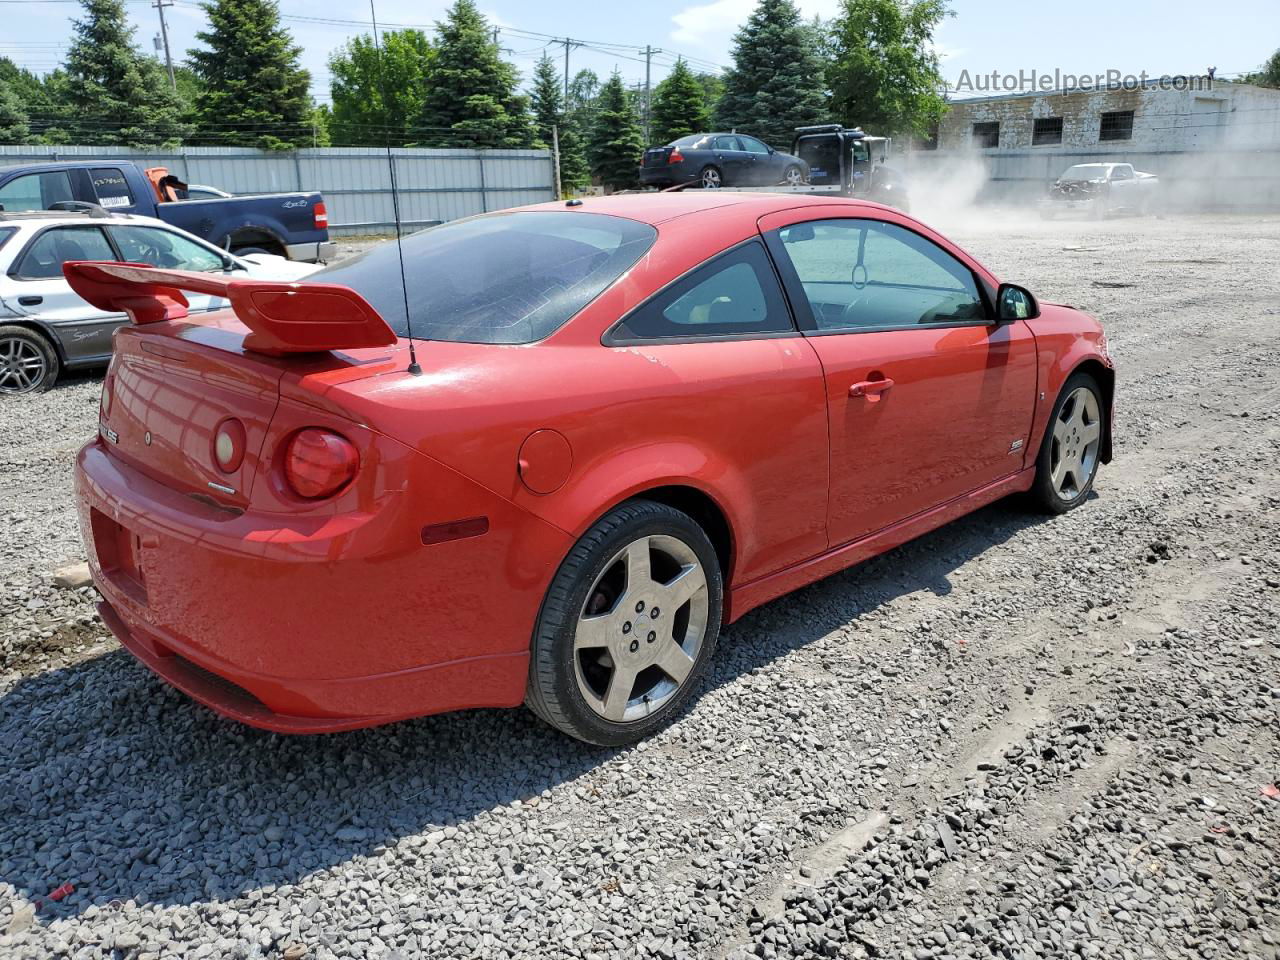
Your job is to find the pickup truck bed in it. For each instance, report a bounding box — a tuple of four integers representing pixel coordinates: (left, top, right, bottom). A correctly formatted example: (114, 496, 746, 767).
(0, 161, 335, 262)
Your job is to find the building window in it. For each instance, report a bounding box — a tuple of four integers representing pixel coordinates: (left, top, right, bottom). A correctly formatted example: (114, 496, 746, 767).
(972, 122, 999, 148)
(1099, 110, 1134, 141)
(1032, 117, 1064, 146)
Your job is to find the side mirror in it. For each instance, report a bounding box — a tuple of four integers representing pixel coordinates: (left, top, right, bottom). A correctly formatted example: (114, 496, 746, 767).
(997, 283, 1039, 322)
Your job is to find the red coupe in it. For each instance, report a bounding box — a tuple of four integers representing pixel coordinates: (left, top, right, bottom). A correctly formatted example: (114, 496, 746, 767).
(68, 192, 1113, 745)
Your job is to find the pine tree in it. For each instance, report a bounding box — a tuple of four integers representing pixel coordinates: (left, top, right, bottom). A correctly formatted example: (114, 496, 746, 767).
(328, 29, 433, 146)
(419, 0, 533, 148)
(650, 58, 710, 145)
(188, 0, 313, 149)
(589, 72, 643, 192)
(529, 54, 588, 192)
(62, 0, 188, 146)
(0, 78, 31, 145)
(715, 0, 828, 148)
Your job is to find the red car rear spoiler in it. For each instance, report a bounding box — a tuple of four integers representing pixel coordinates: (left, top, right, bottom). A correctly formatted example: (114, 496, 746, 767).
(63, 261, 398, 356)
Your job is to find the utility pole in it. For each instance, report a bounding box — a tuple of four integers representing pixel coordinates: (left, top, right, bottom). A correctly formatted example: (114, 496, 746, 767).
(560, 38, 582, 104)
(551, 125, 562, 199)
(643, 45, 662, 143)
(153, 0, 176, 92)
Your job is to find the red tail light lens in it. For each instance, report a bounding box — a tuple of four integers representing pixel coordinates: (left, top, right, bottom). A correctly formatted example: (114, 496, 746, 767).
(212, 418, 246, 473)
(284, 428, 358, 499)
(668, 149, 684, 164)
(313, 201, 328, 230)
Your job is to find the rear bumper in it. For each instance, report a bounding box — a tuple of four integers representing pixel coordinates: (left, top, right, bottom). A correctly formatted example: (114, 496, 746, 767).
(640, 167, 692, 187)
(76, 436, 570, 732)
(285, 240, 337, 263)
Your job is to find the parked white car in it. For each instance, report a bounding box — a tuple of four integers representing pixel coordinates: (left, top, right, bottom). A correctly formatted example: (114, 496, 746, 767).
(1041, 162, 1160, 218)
(0, 209, 322, 394)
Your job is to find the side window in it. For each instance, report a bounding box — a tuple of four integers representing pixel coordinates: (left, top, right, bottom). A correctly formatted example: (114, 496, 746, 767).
(15, 226, 116, 280)
(713, 135, 742, 151)
(612, 241, 793, 342)
(0, 172, 75, 213)
(110, 225, 225, 272)
(90, 168, 134, 209)
(740, 136, 770, 155)
(771, 219, 986, 332)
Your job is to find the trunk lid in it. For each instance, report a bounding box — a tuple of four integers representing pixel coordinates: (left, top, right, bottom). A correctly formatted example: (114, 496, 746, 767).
(643, 147, 673, 168)
(101, 314, 403, 507)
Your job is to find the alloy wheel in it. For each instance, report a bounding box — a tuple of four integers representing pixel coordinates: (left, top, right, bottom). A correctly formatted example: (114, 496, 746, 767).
(784, 167, 803, 185)
(701, 168, 721, 189)
(573, 534, 709, 722)
(1050, 386, 1101, 500)
(0, 336, 48, 394)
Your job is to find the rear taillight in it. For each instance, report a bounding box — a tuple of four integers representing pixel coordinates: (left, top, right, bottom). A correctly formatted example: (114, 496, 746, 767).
(313, 201, 328, 230)
(284, 428, 358, 499)
(212, 418, 247, 473)
(668, 149, 684, 165)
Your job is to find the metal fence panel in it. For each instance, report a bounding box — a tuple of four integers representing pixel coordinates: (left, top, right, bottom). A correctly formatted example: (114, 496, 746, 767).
(0, 144, 557, 234)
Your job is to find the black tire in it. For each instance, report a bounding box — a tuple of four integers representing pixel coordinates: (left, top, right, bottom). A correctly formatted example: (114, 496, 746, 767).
(1030, 372, 1104, 514)
(526, 500, 723, 746)
(231, 245, 277, 257)
(699, 165, 722, 189)
(0, 325, 60, 395)
(782, 164, 804, 186)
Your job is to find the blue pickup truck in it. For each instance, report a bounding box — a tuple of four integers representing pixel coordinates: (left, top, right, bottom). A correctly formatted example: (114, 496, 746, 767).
(0, 160, 335, 262)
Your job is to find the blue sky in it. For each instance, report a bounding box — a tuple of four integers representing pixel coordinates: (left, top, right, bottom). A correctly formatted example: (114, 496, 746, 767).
(3, 0, 1278, 105)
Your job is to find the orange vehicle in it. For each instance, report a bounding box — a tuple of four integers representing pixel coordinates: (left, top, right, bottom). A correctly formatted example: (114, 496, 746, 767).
(67, 192, 1114, 745)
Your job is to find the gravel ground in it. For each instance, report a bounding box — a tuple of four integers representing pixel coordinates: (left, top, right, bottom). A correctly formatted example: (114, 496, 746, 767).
(1, 212, 1278, 960)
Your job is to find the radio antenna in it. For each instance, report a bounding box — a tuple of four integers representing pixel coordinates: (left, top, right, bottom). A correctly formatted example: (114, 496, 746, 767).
(370, 0, 421, 375)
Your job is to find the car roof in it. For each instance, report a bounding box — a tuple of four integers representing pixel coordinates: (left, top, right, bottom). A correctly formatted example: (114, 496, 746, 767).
(517, 191, 885, 226)
(0, 210, 164, 228)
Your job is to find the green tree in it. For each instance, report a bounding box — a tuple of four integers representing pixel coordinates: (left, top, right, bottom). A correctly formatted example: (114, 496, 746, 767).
(419, 0, 532, 147)
(188, 0, 313, 149)
(1245, 49, 1280, 88)
(0, 78, 31, 145)
(62, 0, 188, 146)
(529, 53, 588, 191)
(650, 58, 710, 145)
(328, 29, 433, 145)
(693, 71, 724, 122)
(715, 0, 828, 148)
(826, 0, 949, 137)
(589, 71, 643, 191)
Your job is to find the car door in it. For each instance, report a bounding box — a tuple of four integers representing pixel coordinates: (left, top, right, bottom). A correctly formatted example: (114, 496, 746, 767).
(711, 136, 751, 185)
(761, 209, 1039, 548)
(5, 224, 124, 362)
(737, 135, 776, 184)
(1107, 165, 1136, 208)
(605, 238, 830, 580)
(107, 223, 230, 313)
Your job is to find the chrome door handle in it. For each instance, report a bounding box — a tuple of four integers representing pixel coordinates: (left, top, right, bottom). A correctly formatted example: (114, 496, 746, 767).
(849, 378, 895, 401)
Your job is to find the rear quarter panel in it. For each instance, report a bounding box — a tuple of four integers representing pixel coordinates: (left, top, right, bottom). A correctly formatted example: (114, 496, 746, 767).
(304, 205, 832, 589)
(157, 193, 328, 249)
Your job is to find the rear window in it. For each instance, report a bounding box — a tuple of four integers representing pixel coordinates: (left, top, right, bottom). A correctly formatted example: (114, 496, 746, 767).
(307, 211, 657, 344)
(670, 135, 709, 148)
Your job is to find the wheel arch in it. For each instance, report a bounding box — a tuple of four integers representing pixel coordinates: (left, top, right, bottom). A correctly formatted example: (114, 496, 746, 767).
(0, 317, 65, 363)
(1069, 358, 1114, 464)
(625, 484, 734, 584)
(226, 226, 287, 256)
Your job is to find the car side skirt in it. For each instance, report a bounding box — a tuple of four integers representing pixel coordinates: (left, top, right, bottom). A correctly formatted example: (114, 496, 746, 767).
(726, 467, 1036, 622)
